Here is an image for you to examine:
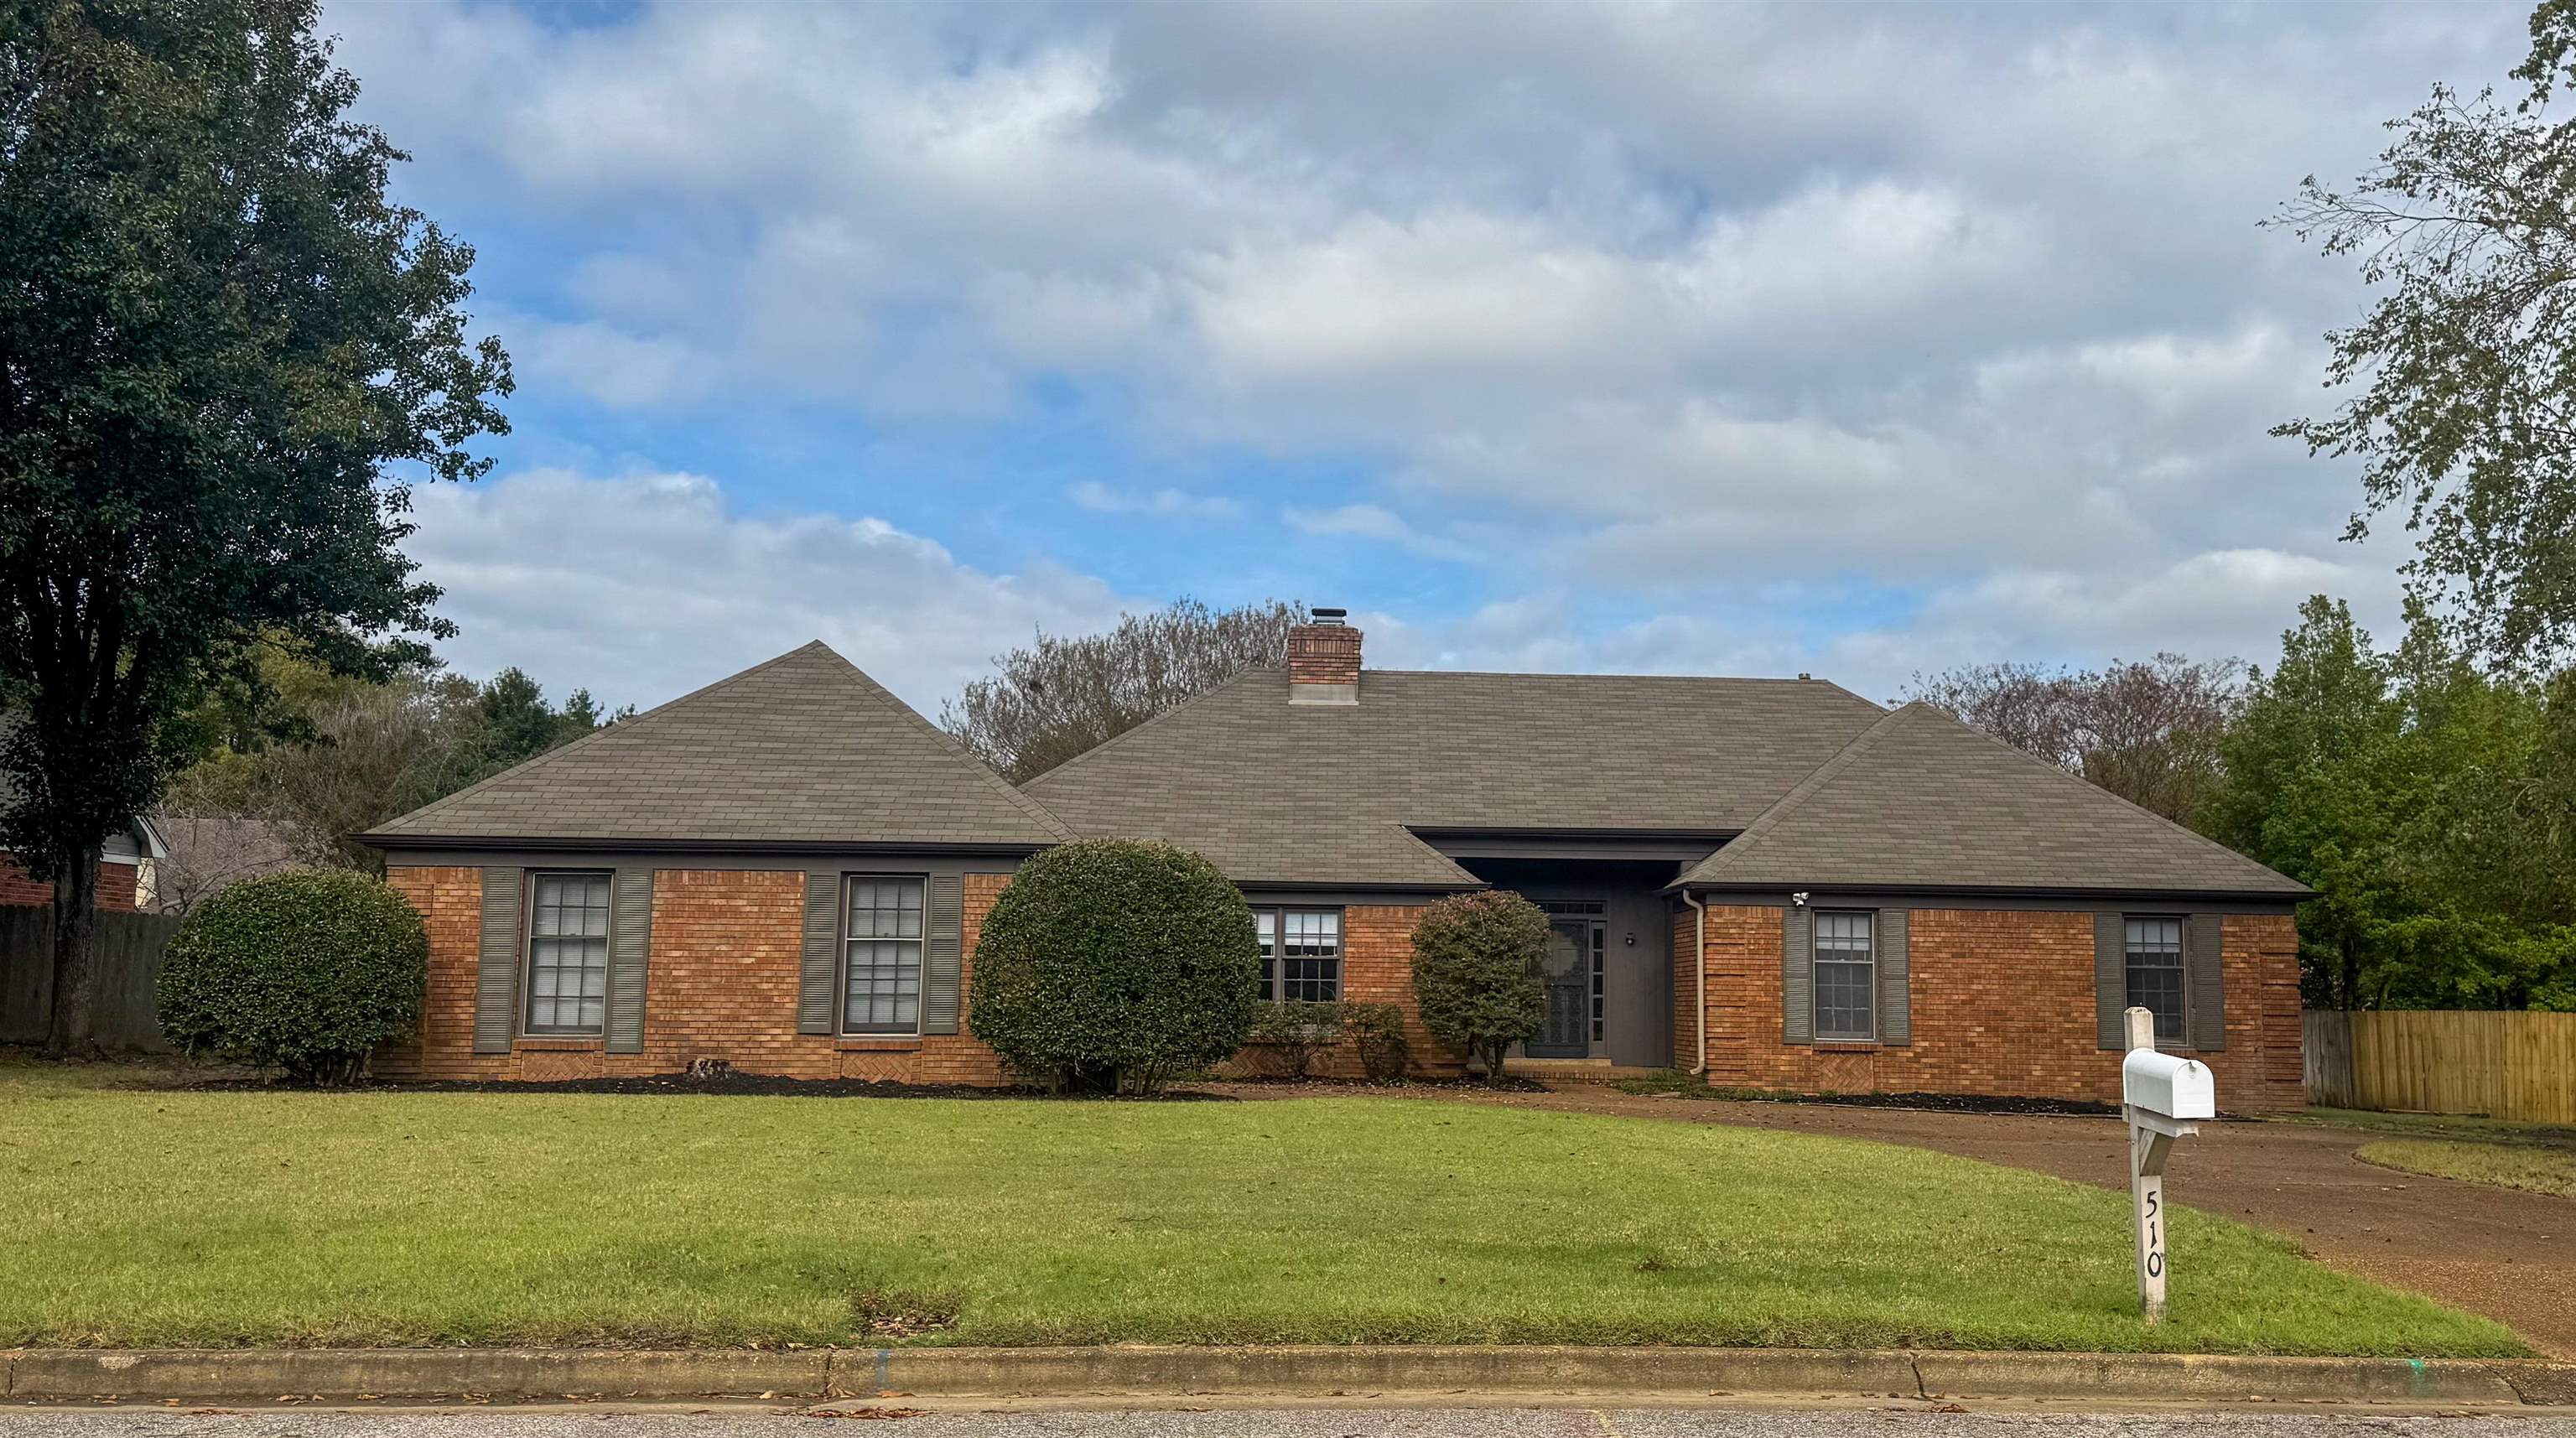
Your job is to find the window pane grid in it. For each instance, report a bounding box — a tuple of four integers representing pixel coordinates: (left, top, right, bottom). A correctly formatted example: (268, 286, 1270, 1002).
(1812, 910, 1875, 1041)
(2125, 916, 2187, 1044)
(1254, 908, 1341, 1003)
(844, 876, 926, 1035)
(526, 872, 610, 1035)
(1280, 909, 1341, 1003)
(1254, 911, 1277, 1002)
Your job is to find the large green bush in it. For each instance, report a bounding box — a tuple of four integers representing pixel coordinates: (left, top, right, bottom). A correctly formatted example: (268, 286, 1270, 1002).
(157, 869, 428, 1084)
(1410, 890, 1548, 1084)
(969, 839, 1260, 1094)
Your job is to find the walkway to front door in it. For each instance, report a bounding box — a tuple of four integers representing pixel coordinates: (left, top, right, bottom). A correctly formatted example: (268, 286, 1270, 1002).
(1527, 905, 1603, 1058)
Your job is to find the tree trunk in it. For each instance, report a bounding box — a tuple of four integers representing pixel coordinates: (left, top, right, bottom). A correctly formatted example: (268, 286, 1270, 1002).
(43, 844, 101, 1057)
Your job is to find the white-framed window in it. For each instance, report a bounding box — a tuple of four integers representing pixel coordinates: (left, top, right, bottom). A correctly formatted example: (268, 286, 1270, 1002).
(1811, 910, 1876, 1041)
(1253, 906, 1343, 1002)
(525, 870, 611, 1036)
(844, 875, 926, 1035)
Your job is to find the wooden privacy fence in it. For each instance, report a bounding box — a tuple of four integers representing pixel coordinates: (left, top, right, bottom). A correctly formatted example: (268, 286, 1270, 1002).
(0, 906, 180, 1051)
(2304, 1009, 2576, 1124)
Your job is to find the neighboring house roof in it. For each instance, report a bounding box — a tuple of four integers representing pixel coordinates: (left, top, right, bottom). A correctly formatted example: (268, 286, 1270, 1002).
(1677, 702, 2308, 896)
(1024, 668, 1891, 887)
(367, 641, 1071, 849)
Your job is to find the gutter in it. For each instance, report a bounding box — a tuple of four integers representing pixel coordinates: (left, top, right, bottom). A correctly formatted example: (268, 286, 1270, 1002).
(1676, 886, 1707, 1076)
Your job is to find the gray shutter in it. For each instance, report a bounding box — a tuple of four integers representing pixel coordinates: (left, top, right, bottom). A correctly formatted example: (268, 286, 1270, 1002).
(2187, 912, 2227, 1051)
(1781, 906, 1813, 1046)
(1876, 909, 1910, 1046)
(474, 868, 522, 1055)
(923, 874, 963, 1035)
(606, 868, 653, 1054)
(2094, 912, 2126, 1051)
(798, 871, 840, 1036)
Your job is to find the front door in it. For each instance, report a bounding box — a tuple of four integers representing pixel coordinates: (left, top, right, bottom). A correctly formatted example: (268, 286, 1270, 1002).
(1526, 916, 1600, 1057)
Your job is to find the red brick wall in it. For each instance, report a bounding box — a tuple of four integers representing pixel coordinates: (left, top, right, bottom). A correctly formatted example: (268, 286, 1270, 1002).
(1285, 623, 1363, 689)
(1688, 903, 2305, 1111)
(0, 853, 139, 911)
(375, 865, 1009, 1085)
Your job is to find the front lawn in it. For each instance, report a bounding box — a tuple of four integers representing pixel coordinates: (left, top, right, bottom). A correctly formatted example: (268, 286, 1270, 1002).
(0, 1067, 2524, 1356)
(2356, 1138, 2576, 1199)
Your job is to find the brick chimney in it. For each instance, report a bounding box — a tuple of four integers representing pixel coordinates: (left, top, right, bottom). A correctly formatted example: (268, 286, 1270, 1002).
(1286, 608, 1362, 705)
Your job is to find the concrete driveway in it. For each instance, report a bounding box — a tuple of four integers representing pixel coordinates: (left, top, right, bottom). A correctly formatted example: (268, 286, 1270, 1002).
(1396, 1084, 2576, 1359)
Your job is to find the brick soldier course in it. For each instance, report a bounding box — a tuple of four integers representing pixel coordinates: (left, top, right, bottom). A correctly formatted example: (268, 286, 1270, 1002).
(364, 615, 2313, 1104)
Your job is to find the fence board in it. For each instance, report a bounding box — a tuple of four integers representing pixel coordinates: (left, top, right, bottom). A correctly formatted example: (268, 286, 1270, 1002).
(0, 906, 178, 1051)
(2305, 1009, 2576, 1124)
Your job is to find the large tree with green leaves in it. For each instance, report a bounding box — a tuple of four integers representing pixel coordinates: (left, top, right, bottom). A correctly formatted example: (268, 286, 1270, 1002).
(2273, 2, 2576, 670)
(0, 0, 509, 1051)
(2202, 596, 2576, 1010)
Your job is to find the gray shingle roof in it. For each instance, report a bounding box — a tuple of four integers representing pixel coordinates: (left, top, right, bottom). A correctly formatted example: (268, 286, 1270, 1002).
(368, 642, 1070, 848)
(1677, 702, 2308, 896)
(1024, 668, 1891, 886)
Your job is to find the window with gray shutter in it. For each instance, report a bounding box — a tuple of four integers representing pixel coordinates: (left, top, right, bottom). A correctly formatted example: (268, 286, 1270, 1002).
(1811, 911, 1876, 1041)
(525, 871, 612, 1036)
(474, 868, 522, 1054)
(606, 869, 652, 1053)
(923, 875, 963, 1035)
(797, 871, 839, 1036)
(843, 875, 927, 1036)
(1876, 909, 1911, 1046)
(2187, 912, 2227, 1051)
(2094, 912, 2127, 1050)
(1781, 906, 1813, 1045)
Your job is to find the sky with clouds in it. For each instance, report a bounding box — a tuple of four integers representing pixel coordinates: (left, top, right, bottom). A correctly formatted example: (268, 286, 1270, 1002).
(325, 0, 2526, 715)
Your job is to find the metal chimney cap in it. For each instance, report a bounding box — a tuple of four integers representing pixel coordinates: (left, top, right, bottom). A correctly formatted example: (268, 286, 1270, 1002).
(1309, 607, 1348, 625)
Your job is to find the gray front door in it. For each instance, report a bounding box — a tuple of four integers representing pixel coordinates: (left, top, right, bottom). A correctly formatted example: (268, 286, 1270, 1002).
(1527, 916, 1597, 1057)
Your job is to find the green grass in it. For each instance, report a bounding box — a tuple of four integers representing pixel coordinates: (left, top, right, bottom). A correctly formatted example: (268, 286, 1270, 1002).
(2293, 1105, 2576, 1146)
(2355, 1139, 2576, 1200)
(0, 1064, 2526, 1357)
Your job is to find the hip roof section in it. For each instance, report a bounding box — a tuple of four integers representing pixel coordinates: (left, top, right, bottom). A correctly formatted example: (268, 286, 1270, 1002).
(1024, 667, 1889, 886)
(367, 641, 1071, 849)
(1677, 702, 2309, 896)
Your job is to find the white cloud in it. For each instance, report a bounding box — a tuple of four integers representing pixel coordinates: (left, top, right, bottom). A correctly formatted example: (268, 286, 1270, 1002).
(1281, 502, 1478, 562)
(321, 0, 2526, 686)
(1067, 482, 1243, 520)
(405, 469, 1132, 713)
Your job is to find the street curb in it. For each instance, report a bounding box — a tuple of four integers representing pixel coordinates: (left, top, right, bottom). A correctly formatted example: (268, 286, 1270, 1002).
(0, 1347, 2560, 1407)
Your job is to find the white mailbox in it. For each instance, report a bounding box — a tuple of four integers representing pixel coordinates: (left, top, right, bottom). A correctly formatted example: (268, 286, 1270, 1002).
(2117, 1008, 2211, 1326)
(2122, 1049, 2215, 1122)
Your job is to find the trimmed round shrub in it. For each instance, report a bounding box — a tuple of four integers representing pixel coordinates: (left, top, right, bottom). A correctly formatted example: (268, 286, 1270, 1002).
(969, 839, 1259, 1094)
(1410, 890, 1548, 1084)
(157, 869, 428, 1084)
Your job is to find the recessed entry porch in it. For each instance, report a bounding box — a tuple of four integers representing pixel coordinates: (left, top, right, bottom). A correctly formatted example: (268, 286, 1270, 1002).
(1423, 839, 1709, 1072)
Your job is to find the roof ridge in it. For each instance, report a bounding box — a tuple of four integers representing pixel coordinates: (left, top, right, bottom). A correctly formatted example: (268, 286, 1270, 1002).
(1022, 667, 1275, 791)
(1361, 667, 1877, 691)
(808, 646, 1074, 841)
(373, 641, 839, 835)
(1686, 703, 1919, 881)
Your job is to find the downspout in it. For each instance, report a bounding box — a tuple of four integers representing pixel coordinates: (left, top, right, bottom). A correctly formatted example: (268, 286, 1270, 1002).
(1678, 887, 1707, 1076)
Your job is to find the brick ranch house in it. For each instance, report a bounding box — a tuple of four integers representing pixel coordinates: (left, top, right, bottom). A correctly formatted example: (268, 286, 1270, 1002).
(363, 615, 2310, 1108)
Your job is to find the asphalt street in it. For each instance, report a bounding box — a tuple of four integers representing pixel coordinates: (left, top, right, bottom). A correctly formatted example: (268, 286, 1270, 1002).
(1, 1408, 2569, 1438)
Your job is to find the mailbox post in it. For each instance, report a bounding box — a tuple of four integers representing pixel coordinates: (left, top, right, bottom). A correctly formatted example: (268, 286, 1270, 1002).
(2121, 1005, 2214, 1322)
